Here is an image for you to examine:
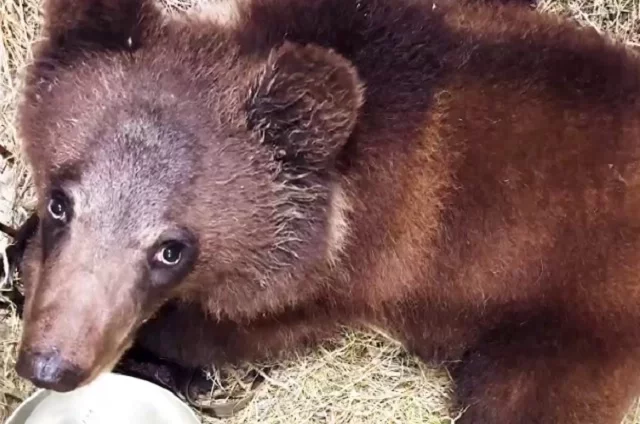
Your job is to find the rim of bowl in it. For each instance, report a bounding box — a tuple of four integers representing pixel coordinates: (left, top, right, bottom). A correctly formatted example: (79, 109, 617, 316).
(5, 372, 201, 424)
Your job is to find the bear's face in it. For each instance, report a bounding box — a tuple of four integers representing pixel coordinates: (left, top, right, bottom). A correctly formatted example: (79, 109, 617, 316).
(15, 0, 363, 392)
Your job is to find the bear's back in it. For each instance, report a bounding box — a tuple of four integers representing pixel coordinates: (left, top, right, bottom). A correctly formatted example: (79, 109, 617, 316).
(228, 0, 640, 359)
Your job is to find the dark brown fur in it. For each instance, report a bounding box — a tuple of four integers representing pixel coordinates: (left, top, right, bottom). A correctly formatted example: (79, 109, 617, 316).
(13, 0, 640, 422)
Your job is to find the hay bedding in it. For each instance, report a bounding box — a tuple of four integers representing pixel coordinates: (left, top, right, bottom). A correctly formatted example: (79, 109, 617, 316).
(0, 0, 639, 422)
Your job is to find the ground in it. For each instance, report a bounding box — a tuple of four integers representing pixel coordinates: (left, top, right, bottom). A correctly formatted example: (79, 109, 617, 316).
(0, 0, 639, 422)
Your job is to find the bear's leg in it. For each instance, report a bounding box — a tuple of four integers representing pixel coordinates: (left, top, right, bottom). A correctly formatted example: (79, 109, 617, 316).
(113, 344, 201, 393)
(112, 302, 227, 403)
(115, 299, 343, 415)
(132, 299, 344, 370)
(450, 327, 640, 424)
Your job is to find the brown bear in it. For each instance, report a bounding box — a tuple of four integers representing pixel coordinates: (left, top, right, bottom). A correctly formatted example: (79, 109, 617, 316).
(10, 0, 640, 422)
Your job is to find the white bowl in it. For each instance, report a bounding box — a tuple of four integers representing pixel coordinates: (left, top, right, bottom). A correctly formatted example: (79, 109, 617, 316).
(6, 372, 202, 424)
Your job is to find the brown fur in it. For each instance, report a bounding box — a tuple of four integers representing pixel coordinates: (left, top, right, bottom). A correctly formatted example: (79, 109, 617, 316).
(13, 0, 640, 422)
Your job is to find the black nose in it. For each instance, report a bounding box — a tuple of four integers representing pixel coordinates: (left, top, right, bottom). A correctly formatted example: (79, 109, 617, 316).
(16, 350, 85, 392)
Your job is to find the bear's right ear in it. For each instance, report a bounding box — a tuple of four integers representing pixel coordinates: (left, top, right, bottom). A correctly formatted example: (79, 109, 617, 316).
(42, 0, 161, 51)
(246, 42, 364, 170)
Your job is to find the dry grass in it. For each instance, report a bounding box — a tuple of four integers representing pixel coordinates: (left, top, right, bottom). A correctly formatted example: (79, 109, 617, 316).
(1, 0, 639, 422)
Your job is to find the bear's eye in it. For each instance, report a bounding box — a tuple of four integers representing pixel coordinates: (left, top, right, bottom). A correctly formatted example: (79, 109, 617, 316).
(47, 192, 69, 222)
(155, 242, 184, 266)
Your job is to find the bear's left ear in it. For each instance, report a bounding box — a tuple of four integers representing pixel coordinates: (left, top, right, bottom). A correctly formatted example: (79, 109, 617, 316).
(42, 0, 162, 51)
(246, 42, 364, 169)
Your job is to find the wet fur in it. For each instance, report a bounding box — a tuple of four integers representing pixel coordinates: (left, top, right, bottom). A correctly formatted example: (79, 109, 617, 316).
(15, 0, 640, 422)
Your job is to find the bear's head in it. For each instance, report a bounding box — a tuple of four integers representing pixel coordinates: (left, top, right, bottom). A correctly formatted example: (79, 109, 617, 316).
(15, 0, 363, 392)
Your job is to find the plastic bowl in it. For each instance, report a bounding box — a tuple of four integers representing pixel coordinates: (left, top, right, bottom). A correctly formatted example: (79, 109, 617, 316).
(6, 372, 201, 424)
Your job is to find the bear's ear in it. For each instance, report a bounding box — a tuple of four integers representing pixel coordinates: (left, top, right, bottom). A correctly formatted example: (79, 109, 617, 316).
(246, 42, 364, 169)
(42, 0, 161, 51)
